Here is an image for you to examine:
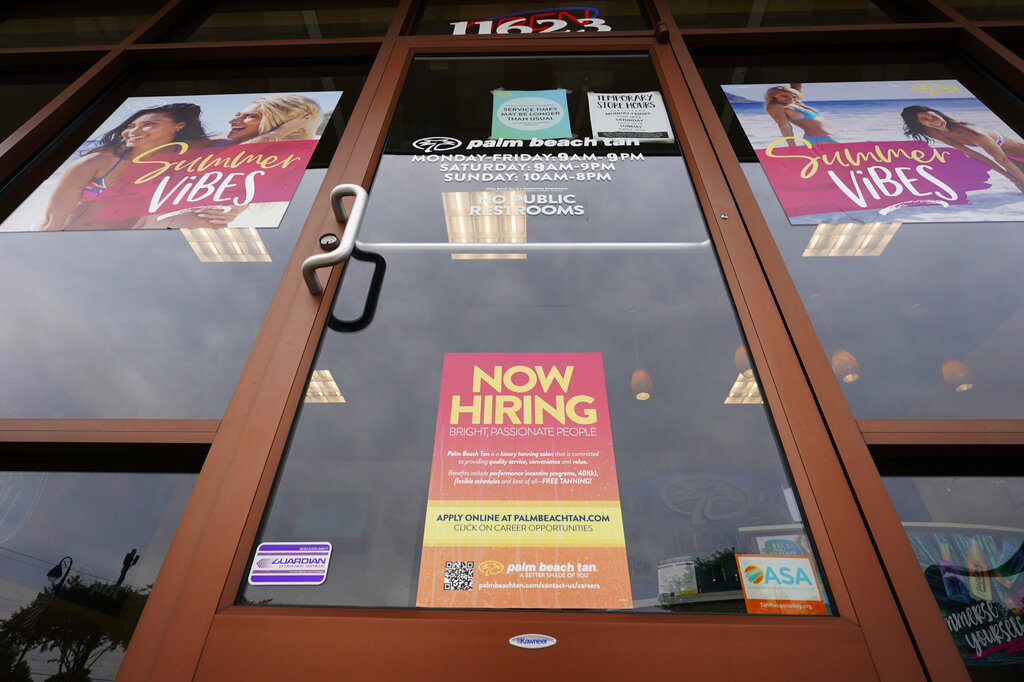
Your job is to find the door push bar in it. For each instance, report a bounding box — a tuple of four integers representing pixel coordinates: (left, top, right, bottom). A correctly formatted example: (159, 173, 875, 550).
(301, 184, 369, 295)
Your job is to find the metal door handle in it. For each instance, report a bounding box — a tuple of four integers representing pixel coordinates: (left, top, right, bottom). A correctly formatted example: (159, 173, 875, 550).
(301, 184, 369, 295)
(327, 248, 386, 333)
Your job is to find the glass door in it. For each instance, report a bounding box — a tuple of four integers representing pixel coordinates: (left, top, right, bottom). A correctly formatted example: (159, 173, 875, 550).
(242, 52, 834, 615)
(128, 42, 925, 680)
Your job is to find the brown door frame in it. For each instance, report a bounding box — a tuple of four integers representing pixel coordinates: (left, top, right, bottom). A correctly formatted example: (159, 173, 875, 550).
(1, 3, 1021, 681)
(116, 32, 927, 680)
(655, 4, 1024, 677)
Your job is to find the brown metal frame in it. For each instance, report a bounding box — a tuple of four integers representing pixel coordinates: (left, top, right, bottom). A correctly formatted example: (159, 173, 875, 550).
(2, 1, 1024, 680)
(649, 3, 1024, 682)
(170, 34, 912, 679)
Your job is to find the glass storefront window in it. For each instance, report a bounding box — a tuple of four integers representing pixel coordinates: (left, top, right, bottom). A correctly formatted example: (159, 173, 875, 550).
(884, 475, 1024, 680)
(414, 1, 650, 35)
(240, 54, 831, 616)
(948, 1, 1024, 21)
(0, 65, 368, 418)
(0, 66, 84, 144)
(700, 61, 1024, 419)
(0, 3, 159, 47)
(180, 0, 396, 42)
(0, 470, 195, 681)
(668, 0, 917, 29)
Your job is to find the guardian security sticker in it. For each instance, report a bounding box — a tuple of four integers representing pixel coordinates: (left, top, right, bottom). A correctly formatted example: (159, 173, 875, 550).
(248, 542, 332, 585)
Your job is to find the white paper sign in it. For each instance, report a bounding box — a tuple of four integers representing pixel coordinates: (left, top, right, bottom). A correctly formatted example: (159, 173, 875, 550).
(588, 91, 674, 143)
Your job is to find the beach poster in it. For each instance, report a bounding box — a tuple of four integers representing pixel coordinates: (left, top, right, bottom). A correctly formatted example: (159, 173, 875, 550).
(0, 90, 342, 232)
(491, 89, 572, 140)
(721, 79, 1024, 224)
(416, 352, 632, 609)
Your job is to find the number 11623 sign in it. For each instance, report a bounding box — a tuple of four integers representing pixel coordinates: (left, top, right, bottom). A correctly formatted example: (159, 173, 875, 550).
(450, 7, 612, 35)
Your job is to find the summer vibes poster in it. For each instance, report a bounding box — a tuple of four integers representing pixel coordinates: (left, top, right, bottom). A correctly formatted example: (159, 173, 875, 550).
(722, 80, 1024, 224)
(0, 90, 342, 232)
(416, 352, 632, 609)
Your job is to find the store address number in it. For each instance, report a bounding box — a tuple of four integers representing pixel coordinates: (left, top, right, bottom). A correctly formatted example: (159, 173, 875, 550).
(451, 8, 612, 35)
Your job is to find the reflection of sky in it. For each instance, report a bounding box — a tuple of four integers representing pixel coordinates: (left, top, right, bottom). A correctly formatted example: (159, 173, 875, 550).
(244, 249, 813, 608)
(0, 171, 325, 419)
(0, 471, 194, 680)
(361, 155, 709, 244)
(243, 52, 821, 611)
(0, 472, 193, 600)
(746, 163, 1024, 419)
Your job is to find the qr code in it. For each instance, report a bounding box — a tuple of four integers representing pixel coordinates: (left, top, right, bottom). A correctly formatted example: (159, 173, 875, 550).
(444, 561, 473, 591)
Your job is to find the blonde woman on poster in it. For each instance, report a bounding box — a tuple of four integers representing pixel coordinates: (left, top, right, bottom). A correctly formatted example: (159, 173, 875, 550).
(901, 105, 1024, 193)
(133, 94, 325, 230)
(216, 94, 323, 144)
(764, 83, 841, 147)
(39, 103, 209, 231)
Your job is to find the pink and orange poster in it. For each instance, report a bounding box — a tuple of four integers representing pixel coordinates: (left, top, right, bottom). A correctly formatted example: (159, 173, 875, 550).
(416, 352, 632, 609)
(1, 90, 341, 232)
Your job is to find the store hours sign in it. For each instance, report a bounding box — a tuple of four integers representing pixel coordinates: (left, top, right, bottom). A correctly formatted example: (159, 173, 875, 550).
(450, 7, 612, 35)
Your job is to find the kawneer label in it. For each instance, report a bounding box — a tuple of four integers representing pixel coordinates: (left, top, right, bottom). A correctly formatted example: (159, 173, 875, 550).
(509, 634, 557, 649)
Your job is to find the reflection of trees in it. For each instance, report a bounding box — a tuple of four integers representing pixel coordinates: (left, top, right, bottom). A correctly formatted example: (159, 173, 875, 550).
(0, 636, 30, 681)
(0, 576, 149, 681)
(694, 548, 741, 591)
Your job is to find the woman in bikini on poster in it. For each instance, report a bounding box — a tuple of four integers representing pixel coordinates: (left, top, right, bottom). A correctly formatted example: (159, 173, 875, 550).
(901, 105, 1024, 193)
(764, 83, 841, 147)
(133, 94, 324, 229)
(39, 103, 209, 231)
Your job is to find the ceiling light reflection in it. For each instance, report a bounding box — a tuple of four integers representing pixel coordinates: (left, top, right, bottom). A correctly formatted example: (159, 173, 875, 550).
(442, 191, 527, 259)
(724, 373, 763, 404)
(803, 222, 901, 257)
(304, 369, 346, 403)
(181, 226, 271, 263)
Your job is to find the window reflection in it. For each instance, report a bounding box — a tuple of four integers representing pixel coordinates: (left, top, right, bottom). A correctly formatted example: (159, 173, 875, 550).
(180, 227, 272, 263)
(0, 4, 157, 47)
(802, 222, 902, 257)
(241, 53, 831, 617)
(0, 66, 368, 419)
(667, 0, 912, 28)
(948, 1, 1024, 21)
(182, 0, 396, 41)
(304, 369, 346, 403)
(699, 61, 1024, 418)
(724, 373, 763, 404)
(0, 72, 84, 144)
(442, 191, 527, 259)
(0, 471, 194, 681)
(884, 476, 1024, 680)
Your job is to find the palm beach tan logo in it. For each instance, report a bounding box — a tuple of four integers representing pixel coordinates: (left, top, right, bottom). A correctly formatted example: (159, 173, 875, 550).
(660, 475, 753, 526)
(478, 560, 505, 576)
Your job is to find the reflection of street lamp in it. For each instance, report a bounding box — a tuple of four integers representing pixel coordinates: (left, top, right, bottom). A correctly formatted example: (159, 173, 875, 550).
(14, 556, 75, 668)
(46, 556, 73, 595)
